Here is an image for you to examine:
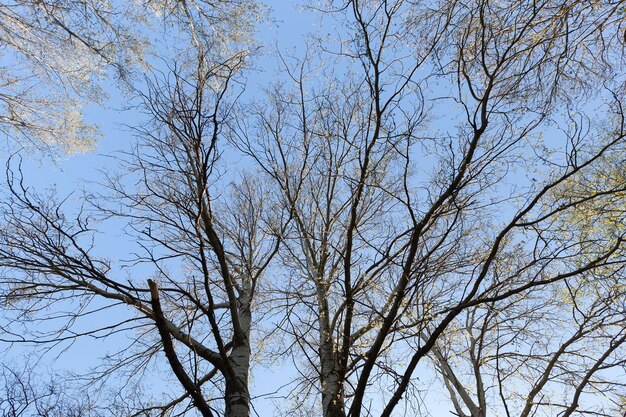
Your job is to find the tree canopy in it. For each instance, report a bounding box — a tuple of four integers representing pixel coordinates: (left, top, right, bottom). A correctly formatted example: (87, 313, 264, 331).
(0, 1, 625, 417)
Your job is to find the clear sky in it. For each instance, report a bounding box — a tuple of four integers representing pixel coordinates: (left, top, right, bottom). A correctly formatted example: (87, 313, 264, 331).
(1, 2, 456, 416)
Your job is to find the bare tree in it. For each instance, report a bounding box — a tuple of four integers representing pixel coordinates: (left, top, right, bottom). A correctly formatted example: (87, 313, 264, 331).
(0, 51, 281, 417)
(0, 361, 95, 417)
(1, 1, 626, 417)
(233, 1, 626, 416)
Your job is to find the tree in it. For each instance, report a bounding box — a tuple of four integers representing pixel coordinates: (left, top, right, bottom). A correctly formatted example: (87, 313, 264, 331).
(1, 1, 626, 417)
(0, 0, 263, 153)
(235, 1, 626, 416)
(0, 362, 93, 417)
(0, 50, 281, 417)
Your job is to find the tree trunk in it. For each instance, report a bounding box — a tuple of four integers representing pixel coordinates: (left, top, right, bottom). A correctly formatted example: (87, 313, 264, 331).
(224, 341, 251, 417)
(226, 299, 252, 417)
(224, 372, 250, 417)
(318, 285, 346, 417)
(320, 365, 346, 417)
